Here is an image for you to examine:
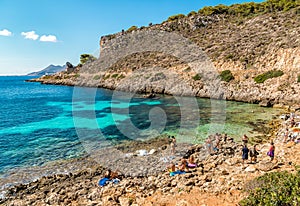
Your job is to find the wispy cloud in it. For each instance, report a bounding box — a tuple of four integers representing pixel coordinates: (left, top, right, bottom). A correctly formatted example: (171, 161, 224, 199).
(21, 31, 39, 40)
(0, 29, 12, 36)
(40, 35, 57, 42)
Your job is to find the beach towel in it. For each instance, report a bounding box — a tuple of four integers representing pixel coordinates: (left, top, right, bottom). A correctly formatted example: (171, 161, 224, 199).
(98, 177, 111, 187)
(170, 170, 186, 176)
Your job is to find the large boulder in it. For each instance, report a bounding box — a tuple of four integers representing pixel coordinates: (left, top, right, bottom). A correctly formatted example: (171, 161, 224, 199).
(66, 62, 75, 73)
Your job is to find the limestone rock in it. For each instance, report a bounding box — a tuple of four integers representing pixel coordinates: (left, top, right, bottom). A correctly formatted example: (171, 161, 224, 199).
(245, 165, 257, 173)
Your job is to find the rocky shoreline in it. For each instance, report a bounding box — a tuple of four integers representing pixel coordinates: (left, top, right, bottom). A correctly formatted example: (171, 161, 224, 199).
(1, 111, 300, 205)
(26, 74, 300, 110)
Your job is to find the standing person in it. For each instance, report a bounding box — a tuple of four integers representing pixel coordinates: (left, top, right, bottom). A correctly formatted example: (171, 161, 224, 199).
(242, 134, 248, 144)
(170, 136, 176, 156)
(223, 133, 228, 143)
(206, 137, 213, 154)
(215, 134, 221, 150)
(290, 117, 296, 127)
(242, 144, 249, 164)
(249, 144, 259, 163)
(267, 141, 275, 161)
(283, 128, 289, 143)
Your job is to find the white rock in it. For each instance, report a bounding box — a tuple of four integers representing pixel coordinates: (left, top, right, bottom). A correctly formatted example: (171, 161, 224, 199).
(148, 149, 156, 155)
(245, 165, 256, 172)
(136, 150, 148, 156)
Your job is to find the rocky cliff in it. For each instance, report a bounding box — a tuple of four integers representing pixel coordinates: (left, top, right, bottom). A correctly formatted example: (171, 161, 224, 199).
(29, 1, 300, 107)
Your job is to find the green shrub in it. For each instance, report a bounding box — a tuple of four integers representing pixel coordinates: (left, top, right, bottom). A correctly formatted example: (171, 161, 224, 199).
(127, 26, 138, 32)
(197, 0, 299, 17)
(103, 74, 110, 80)
(297, 74, 300, 83)
(187, 11, 197, 17)
(93, 75, 100, 80)
(111, 73, 119, 78)
(167, 14, 185, 22)
(118, 74, 125, 79)
(240, 170, 300, 206)
(254, 70, 284, 83)
(192, 74, 202, 81)
(225, 54, 234, 59)
(219, 70, 234, 82)
(80, 54, 97, 65)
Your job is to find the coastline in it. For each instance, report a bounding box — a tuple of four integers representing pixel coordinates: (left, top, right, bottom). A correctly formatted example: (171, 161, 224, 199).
(0, 77, 286, 199)
(2, 110, 299, 205)
(26, 74, 300, 110)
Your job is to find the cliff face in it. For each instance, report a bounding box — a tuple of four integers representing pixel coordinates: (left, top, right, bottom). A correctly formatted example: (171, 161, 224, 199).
(30, 6, 300, 107)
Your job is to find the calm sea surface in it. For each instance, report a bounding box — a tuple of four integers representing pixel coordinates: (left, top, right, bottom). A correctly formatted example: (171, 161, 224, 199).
(0, 76, 282, 189)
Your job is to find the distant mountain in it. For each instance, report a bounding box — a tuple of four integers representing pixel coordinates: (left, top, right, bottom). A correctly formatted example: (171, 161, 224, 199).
(27, 64, 66, 76)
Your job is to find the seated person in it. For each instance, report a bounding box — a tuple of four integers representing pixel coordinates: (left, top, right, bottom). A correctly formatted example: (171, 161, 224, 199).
(167, 162, 186, 176)
(179, 158, 188, 171)
(98, 169, 120, 187)
(188, 155, 197, 168)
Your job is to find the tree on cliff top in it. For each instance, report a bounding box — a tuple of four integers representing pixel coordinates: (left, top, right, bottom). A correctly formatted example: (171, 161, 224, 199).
(80, 54, 97, 65)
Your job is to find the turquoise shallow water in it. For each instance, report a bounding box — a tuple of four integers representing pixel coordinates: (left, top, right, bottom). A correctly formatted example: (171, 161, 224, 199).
(0, 76, 283, 185)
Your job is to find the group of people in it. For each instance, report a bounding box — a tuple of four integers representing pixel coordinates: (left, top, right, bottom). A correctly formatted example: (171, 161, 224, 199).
(166, 155, 198, 176)
(241, 134, 275, 164)
(166, 135, 199, 176)
(205, 133, 233, 155)
(98, 129, 283, 187)
(283, 113, 300, 144)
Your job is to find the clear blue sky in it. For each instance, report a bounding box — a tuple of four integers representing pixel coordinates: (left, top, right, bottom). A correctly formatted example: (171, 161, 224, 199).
(0, 0, 261, 75)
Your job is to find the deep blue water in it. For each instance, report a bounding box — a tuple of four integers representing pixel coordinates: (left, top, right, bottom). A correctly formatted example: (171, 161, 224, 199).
(0, 76, 282, 183)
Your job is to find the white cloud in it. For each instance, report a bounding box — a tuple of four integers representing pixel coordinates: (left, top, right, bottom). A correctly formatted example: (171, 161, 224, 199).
(40, 35, 57, 42)
(21, 31, 39, 40)
(0, 29, 12, 36)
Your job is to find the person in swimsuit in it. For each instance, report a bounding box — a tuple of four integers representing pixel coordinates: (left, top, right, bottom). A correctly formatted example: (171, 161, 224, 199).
(98, 169, 120, 187)
(283, 128, 289, 143)
(167, 162, 186, 176)
(267, 141, 275, 161)
(170, 136, 176, 155)
(206, 137, 213, 154)
(188, 155, 197, 168)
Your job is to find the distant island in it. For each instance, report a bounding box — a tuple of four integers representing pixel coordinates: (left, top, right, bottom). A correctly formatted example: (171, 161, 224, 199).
(27, 64, 66, 76)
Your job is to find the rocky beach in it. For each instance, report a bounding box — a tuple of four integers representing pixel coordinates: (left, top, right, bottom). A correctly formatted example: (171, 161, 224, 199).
(1, 110, 300, 205)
